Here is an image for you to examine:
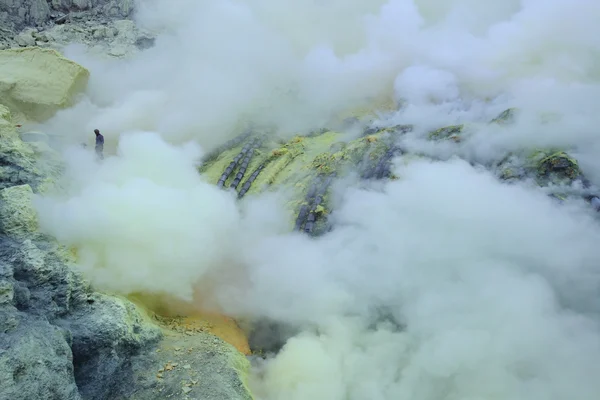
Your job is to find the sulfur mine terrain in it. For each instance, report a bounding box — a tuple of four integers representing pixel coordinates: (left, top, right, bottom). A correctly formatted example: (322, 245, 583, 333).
(1, 2, 600, 400)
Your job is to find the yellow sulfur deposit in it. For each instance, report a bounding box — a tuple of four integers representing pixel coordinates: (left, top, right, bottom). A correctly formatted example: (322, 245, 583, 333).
(0, 47, 90, 122)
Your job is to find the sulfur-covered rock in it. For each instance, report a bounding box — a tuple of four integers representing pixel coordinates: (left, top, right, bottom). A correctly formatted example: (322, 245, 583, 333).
(490, 108, 517, 124)
(15, 30, 36, 47)
(428, 124, 464, 142)
(199, 125, 406, 235)
(0, 105, 64, 192)
(0, 47, 89, 122)
(536, 151, 580, 178)
(493, 147, 595, 210)
(529, 150, 581, 186)
(0, 184, 38, 238)
(0, 108, 39, 189)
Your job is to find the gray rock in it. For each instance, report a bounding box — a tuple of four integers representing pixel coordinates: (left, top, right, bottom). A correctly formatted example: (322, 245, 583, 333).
(51, 0, 93, 12)
(0, 318, 81, 400)
(107, 42, 127, 57)
(0, 238, 86, 318)
(0, 279, 13, 305)
(124, 331, 254, 400)
(0, 196, 254, 400)
(0, 106, 64, 192)
(0, 185, 38, 238)
(15, 29, 36, 46)
(0, 0, 50, 31)
(56, 294, 162, 399)
(135, 35, 155, 50)
(91, 25, 106, 39)
(0, 0, 134, 31)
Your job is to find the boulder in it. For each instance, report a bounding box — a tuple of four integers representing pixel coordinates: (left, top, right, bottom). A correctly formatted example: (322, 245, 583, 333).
(533, 150, 581, 184)
(56, 294, 162, 399)
(0, 47, 89, 122)
(0, 318, 81, 400)
(15, 29, 37, 47)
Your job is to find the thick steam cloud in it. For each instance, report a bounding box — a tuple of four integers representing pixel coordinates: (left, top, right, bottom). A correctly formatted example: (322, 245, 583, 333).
(45, 0, 600, 156)
(35, 132, 245, 301)
(33, 0, 600, 399)
(246, 159, 600, 399)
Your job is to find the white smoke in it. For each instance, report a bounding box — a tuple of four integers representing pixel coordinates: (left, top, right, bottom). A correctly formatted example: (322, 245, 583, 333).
(35, 132, 244, 301)
(34, 0, 600, 399)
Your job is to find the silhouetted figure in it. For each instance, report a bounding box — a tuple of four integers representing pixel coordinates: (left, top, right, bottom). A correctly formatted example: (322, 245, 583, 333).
(94, 129, 104, 160)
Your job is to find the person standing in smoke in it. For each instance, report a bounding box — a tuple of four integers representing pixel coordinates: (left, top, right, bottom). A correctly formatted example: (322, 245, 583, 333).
(94, 129, 104, 160)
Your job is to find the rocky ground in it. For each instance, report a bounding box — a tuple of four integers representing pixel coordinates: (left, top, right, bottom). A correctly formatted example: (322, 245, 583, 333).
(1, 3, 600, 400)
(0, 0, 155, 57)
(0, 46, 253, 400)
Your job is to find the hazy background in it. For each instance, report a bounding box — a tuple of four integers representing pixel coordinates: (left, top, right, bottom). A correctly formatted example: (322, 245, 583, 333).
(34, 0, 600, 399)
